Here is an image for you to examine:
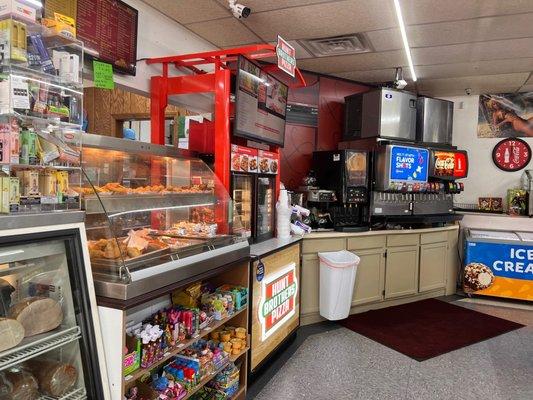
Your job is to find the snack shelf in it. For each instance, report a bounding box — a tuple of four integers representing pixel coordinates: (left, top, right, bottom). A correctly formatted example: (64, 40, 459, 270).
(0, 325, 81, 371)
(83, 193, 217, 215)
(124, 307, 248, 386)
(39, 387, 87, 400)
(1, 163, 81, 171)
(181, 359, 232, 400)
(1, 63, 84, 92)
(2, 112, 82, 129)
(232, 386, 245, 399)
(229, 338, 249, 362)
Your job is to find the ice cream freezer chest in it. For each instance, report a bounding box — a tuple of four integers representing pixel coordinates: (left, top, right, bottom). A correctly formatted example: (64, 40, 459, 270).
(463, 229, 533, 301)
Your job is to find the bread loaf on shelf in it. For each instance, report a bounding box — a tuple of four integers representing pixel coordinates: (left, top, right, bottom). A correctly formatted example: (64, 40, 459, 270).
(0, 318, 25, 353)
(9, 297, 63, 337)
(0, 279, 15, 317)
(0, 368, 39, 400)
(23, 359, 78, 397)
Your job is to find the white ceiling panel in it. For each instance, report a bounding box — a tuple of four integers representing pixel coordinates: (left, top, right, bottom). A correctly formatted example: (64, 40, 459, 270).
(416, 73, 530, 96)
(412, 38, 533, 66)
(525, 74, 533, 85)
(367, 13, 533, 52)
(267, 40, 314, 59)
(518, 84, 533, 92)
(297, 50, 406, 74)
(215, 0, 332, 13)
(415, 59, 533, 79)
(402, 0, 533, 25)
(334, 68, 407, 83)
(241, 0, 398, 42)
(143, 0, 230, 24)
(186, 17, 261, 47)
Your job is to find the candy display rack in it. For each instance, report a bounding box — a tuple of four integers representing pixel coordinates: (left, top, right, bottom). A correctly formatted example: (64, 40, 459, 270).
(0, 11, 84, 214)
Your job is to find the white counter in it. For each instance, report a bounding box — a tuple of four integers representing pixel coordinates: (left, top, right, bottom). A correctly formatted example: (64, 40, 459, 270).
(249, 236, 303, 258)
(458, 212, 532, 231)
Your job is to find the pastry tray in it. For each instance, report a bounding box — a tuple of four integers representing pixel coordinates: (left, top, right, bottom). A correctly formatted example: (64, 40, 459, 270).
(90, 246, 171, 273)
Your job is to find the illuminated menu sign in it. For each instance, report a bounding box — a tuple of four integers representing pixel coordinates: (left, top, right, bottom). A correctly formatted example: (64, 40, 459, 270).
(432, 150, 468, 179)
(389, 146, 429, 182)
(77, 0, 138, 75)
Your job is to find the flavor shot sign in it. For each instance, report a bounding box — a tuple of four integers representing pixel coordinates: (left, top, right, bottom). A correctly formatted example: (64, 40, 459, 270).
(464, 241, 533, 301)
(390, 146, 429, 182)
(258, 262, 298, 341)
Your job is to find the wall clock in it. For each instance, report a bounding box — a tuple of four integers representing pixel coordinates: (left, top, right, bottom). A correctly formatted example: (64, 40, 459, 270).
(492, 138, 531, 172)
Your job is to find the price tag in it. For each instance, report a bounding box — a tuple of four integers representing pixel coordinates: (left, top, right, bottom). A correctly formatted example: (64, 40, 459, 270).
(124, 375, 133, 381)
(164, 352, 171, 357)
(203, 327, 212, 331)
(177, 343, 185, 348)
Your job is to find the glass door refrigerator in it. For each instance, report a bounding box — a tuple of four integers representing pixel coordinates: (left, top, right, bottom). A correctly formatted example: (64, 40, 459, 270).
(0, 213, 109, 399)
(230, 146, 278, 242)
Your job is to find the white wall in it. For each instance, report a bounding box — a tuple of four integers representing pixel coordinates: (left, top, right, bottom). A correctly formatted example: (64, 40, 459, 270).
(442, 95, 533, 208)
(86, 0, 217, 112)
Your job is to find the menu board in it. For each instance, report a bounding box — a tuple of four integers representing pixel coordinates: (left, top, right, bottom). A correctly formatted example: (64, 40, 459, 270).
(76, 0, 138, 75)
(235, 56, 288, 146)
(389, 146, 429, 183)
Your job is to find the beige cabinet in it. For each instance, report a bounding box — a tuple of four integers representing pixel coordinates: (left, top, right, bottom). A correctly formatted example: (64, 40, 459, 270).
(351, 248, 385, 306)
(384, 245, 419, 299)
(419, 242, 448, 292)
(301, 254, 320, 315)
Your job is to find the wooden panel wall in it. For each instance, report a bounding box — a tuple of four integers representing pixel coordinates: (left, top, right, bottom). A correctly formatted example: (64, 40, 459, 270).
(84, 87, 190, 137)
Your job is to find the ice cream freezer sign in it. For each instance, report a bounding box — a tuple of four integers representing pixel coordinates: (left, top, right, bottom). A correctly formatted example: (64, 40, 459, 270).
(258, 262, 298, 341)
(464, 241, 533, 301)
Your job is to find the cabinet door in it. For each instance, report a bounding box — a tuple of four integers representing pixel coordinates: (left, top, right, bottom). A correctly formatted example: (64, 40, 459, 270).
(385, 245, 419, 299)
(419, 242, 448, 292)
(351, 249, 385, 306)
(301, 254, 320, 315)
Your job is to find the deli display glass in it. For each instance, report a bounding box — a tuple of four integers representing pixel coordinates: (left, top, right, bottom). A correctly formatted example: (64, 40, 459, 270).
(0, 214, 108, 399)
(75, 134, 249, 300)
(232, 174, 253, 238)
(255, 176, 274, 241)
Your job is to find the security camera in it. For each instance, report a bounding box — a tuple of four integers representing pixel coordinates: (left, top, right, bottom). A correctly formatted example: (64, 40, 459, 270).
(393, 67, 408, 90)
(229, 0, 251, 19)
(465, 88, 472, 96)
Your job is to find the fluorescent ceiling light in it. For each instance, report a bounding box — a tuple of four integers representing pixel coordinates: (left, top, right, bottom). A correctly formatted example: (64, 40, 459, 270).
(393, 0, 417, 82)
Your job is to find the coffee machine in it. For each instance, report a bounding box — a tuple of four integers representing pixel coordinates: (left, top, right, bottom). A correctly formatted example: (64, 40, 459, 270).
(312, 150, 369, 231)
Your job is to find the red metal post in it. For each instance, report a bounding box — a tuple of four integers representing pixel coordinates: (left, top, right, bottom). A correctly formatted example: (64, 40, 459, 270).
(214, 69, 231, 192)
(150, 76, 168, 145)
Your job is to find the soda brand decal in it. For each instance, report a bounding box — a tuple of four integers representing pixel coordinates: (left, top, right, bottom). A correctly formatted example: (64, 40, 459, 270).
(258, 262, 298, 341)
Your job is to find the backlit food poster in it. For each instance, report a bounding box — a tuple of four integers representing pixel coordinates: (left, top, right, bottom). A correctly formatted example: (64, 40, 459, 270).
(251, 243, 300, 371)
(389, 146, 429, 183)
(235, 56, 288, 146)
(478, 93, 533, 138)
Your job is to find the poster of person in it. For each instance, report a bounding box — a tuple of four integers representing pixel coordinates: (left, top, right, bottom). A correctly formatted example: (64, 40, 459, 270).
(478, 93, 533, 138)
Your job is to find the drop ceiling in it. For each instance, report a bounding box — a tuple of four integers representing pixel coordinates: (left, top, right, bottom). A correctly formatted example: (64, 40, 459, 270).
(142, 0, 533, 96)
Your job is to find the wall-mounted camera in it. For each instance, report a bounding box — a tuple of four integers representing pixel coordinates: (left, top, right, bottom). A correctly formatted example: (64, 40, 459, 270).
(229, 0, 251, 19)
(465, 88, 472, 96)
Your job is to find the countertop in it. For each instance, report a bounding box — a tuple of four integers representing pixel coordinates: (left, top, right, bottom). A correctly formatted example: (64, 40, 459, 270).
(304, 225, 459, 239)
(249, 236, 303, 258)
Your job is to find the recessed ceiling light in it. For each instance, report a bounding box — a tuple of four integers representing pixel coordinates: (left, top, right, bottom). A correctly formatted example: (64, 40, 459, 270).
(393, 0, 417, 82)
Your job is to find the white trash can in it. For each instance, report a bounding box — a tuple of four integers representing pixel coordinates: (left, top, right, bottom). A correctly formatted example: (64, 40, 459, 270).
(318, 250, 360, 320)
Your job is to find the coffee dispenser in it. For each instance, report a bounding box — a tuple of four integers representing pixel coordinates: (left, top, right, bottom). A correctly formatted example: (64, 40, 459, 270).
(312, 150, 369, 231)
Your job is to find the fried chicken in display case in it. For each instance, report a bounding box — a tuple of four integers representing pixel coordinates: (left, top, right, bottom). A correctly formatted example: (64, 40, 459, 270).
(75, 134, 247, 283)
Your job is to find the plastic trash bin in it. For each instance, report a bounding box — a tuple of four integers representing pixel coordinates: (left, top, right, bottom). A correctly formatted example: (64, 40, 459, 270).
(318, 250, 360, 320)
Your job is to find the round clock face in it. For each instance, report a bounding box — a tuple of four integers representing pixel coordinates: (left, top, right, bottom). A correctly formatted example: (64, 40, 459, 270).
(492, 138, 531, 172)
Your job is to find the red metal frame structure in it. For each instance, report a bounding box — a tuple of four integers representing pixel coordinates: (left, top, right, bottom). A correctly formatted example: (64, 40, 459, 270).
(147, 44, 306, 193)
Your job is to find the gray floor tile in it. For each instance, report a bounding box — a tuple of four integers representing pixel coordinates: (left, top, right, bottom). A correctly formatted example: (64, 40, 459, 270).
(250, 298, 532, 400)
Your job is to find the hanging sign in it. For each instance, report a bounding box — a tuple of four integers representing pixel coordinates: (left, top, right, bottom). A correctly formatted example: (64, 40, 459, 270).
(257, 262, 298, 341)
(276, 35, 296, 77)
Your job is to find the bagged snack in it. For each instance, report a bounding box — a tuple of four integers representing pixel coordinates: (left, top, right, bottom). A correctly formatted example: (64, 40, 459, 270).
(0, 368, 39, 400)
(23, 359, 77, 397)
(9, 297, 63, 337)
(0, 318, 25, 352)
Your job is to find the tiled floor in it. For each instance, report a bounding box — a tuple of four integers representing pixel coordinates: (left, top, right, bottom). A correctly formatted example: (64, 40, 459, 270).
(247, 296, 533, 400)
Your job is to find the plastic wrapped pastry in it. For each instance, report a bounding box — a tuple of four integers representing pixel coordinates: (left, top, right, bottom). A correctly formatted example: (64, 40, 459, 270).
(23, 359, 77, 397)
(0, 368, 39, 400)
(9, 297, 63, 337)
(0, 318, 25, 352)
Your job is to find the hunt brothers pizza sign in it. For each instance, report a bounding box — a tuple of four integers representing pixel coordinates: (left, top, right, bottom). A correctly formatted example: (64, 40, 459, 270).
(258, 262, 298, 341)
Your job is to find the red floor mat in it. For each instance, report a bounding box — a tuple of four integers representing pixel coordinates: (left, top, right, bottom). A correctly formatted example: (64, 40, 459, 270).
(339, 298, 524, 361)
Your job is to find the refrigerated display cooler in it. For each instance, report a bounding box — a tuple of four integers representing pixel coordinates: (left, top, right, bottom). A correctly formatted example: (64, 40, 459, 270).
(463, 228, 533, 301)
(0, 213, 109, 399)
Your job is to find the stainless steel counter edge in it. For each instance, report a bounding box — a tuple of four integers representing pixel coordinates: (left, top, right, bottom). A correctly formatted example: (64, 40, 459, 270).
(249, 236, 303, 258)
(0, 211, 85, 230)
(304, 225, 459, 239)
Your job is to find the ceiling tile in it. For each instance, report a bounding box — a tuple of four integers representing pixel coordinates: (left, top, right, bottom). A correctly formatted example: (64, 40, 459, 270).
(525, 74, 533, 85)
(241, 0, 397, 42)
(143, 0, 230, 24)
(186, 18, 261, 47)
(215, 0, 332, 13)
(412, 38, 533, 66)
(334, 68, 407, 83)
(367, 13, 533, 51)
(402, 0, 533, 25)
(267, 40, 314, 59)
(415, 59, 533, 79)
(518, 84, 533, 92)
(416, 73, 530, 96)
(297, 50, 407, 74)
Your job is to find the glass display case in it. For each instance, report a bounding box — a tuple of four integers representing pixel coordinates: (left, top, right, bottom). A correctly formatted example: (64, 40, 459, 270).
(0, 213, 108, 399)
(0, 10, 84, 214)
(76, 134, 249, 300)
